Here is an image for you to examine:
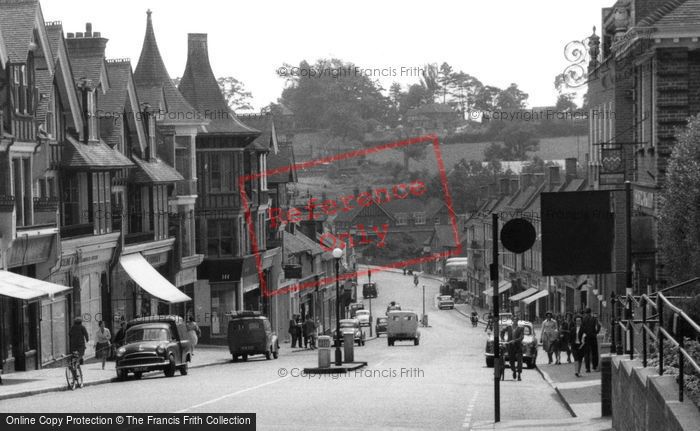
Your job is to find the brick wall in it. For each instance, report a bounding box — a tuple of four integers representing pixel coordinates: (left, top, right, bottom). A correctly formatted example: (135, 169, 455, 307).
(610, 355, 700, 431)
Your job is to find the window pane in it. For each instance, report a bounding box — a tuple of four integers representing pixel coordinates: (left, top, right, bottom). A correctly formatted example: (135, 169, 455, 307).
(210, 156, 221, 191)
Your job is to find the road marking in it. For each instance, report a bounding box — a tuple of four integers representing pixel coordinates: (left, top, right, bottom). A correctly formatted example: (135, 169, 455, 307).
(462, 390, 479, 429)
(175, 376, 290, 412)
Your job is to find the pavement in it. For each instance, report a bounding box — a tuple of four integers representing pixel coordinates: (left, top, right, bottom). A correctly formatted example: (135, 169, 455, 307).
(0, 268, 613, 430)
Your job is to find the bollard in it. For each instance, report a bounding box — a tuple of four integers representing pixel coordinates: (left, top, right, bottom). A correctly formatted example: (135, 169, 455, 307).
(317, 336, 331, 368)
(343, 332, 354, 363)
(600, 354, 613, 416)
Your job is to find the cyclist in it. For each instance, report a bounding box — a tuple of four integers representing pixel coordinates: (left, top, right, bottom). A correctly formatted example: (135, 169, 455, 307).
(69, 317, 89, 365)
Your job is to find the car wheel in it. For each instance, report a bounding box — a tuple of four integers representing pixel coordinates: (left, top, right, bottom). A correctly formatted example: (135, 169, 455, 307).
(116, 369, 127, 381)
(414, 338, 419, 346)
(486, 357, 494, 368)
(164, 355, 176, 377)
(265, 350, 271, 360)
(242, 354, 248, 362)
(179, 362, 189, 375)
(231, 355, 238, 362)
(388, 338, 394, 346)
(527, 359, 537, 369)
(273, 349, 279, 359)
(133, 371, 143, 380)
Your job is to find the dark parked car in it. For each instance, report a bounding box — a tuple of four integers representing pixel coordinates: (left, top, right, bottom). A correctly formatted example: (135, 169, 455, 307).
(227, 311, 279, 362)
(375, 317, 388, 335)
(115, 315, 192, 380)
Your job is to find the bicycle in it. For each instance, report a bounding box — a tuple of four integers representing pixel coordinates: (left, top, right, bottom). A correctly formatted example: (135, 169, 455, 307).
(65, 351, 84, 390)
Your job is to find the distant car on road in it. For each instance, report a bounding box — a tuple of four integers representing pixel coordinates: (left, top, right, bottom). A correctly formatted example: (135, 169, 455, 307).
(348, 302, 365, 318)
(386, 302, 401, 315)
(387, 310, 420, 346)
(375, 317, 388, 335)
(362, 282, 377, 299)
(484, 320, 538, 369)
(355, 309, 370, 327)
(115, 315, 192, 380)
(437, 295, 455, 310)
(334, 319, 365, 346)
(227, 311, 279, 362)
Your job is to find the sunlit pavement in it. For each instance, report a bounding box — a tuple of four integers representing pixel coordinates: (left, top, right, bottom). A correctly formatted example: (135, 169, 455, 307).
(1, 268, 603, 430)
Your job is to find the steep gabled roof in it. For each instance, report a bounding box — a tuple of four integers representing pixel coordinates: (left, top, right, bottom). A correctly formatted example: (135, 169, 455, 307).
(100, 59, 147, 152)
(133, 10, 201, 124)
(131, 156, 183, 183)
(267, 141, 297, 184)
(637, 0, 689, 26)
(652, 0, 700, 32)
(178, 33, 259, 136)
(62, 136, 134, 170)
(284, 230, 323, 256)
(0, 0, 52, 68)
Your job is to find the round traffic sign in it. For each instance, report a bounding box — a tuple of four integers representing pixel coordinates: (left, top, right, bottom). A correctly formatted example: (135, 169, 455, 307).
(500, 218, 536, 254)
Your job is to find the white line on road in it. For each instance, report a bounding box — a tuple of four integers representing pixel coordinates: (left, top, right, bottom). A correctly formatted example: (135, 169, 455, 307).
(175, 376, 291, 413)
(462, 390, 479, 429)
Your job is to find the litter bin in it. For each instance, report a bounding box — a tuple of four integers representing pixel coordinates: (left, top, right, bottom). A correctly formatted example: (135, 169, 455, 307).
(317, 336, 331, 368)
(343, 333, 354, 363)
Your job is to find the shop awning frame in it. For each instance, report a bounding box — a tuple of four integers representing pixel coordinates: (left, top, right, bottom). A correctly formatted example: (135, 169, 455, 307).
(119, 253, 191, 304)
(509, 287, 538, 301)
(522, 289, 549, 305)
(0, 270, 71, 301)
(482, 280, 512, 296)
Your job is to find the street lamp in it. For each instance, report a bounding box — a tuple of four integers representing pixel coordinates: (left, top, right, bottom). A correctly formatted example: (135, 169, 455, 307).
(333, 247, 344, 366)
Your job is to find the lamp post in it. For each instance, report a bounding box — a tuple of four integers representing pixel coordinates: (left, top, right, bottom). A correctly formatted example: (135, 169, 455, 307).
(333, 247, 344, 366)
(368, 267, 373, 337)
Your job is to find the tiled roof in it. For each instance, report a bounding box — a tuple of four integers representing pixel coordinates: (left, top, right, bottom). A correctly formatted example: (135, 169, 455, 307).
(381, 198, 427, 215)
(178, 33, 259, 136)
(267, 141, 297, 184)
(65, 31, 108, 87)
(652, 0, 700, 31)
(284, 230, 323, 256)
(61, 136, 134, 169)
(432, 224, 460, 248)
(35, 67, 54, 121)
(239, 113, 274, 152)
(332, 204, 366, 224)
(637, 0, 689, 26)
(101, 59, 132, 116)
(44, 22, 62, 60)
(0, 0, 38, 63)
(133, 10, 199, 123)
(131, 156, 183, 183)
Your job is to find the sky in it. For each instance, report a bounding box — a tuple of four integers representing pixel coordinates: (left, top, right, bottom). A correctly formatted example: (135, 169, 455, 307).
(40, 0, 612, 112)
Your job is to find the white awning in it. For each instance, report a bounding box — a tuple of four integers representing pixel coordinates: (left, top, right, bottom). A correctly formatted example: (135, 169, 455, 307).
(119, 253, 191, 304)
(498, 281, 512, 294)
(509, 287, 538, 301)
(522, 289, 549, 305)
(0, 270, 71, 300)
(244, 283, 260, 294)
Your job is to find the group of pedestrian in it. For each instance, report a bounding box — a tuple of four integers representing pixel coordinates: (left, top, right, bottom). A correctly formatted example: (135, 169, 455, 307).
(288, 314, 317, 349)
(538, 308, 601, 377)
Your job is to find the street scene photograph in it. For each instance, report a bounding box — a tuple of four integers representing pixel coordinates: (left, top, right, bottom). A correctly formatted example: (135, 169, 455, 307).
(1, 0, 700, 430)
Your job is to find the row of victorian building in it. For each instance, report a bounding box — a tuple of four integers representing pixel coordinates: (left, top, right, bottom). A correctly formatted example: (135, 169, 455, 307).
(0, 1, 345, 373)
(460, 0, 700, 334)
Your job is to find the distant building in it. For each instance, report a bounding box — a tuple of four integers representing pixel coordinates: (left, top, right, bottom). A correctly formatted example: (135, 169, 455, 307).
(405, 103, 463, 136)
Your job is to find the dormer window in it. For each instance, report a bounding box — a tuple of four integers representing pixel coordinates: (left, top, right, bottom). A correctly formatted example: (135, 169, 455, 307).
(413, 212, 426, 225)
(396, 212, 408, 226)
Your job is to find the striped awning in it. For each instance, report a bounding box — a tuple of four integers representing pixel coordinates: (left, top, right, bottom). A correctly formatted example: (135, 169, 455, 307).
(522, 289, 549, 305)
(509, 287, 538, 301)
(483, 280, 512, 296)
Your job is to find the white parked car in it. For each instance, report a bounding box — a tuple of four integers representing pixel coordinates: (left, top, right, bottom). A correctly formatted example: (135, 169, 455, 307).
(355, 309, 371, 327)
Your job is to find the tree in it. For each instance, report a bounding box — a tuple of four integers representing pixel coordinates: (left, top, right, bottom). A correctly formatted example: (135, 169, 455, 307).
(555, 93, 577, 112)
(483, 123, 540, 161)
(419, 63, 440, 103)
(437, 62, 454, 104)
(659, 114, 700, 286)
(495, 83, 528, 110)
(389, 82, 403, 108)
(472, 85, 502, 113)
(217, 76, 253, 112)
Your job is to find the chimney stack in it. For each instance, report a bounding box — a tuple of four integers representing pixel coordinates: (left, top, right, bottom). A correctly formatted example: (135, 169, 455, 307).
(546, 166, 561, 188)
(487, 183, 498, 199)
(499, 177, 510, 196)
(67, 32, 75, 38)
(533, 173, 545, 186)
(519, 172, 532, 189)
(85, 23, 92, 37)
(565, 158, 577, 181)
(510, 178, 520, 194)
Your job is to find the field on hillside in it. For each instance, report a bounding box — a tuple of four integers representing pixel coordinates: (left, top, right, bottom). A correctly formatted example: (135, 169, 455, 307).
(363, 135, 588, 172)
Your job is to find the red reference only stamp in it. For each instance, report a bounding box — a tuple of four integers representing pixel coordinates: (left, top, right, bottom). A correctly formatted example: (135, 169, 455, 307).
(239, 135, 461, 298)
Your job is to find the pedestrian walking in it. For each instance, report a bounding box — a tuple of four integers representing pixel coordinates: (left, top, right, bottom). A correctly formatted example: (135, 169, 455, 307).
(571, 315, 587, 377)
(582, 308, 601, 372)
(186, 316, 201, 354)
(303, 315, 316, 349)
(113, 320, 127, 348)
(288, 316, 300, 348)
(541, 311, 559, 364)
(69, 317, 89, 365)
(94, 321, 111, 370)
(500, 316, 525, 381)
(559, 312, 574, 363)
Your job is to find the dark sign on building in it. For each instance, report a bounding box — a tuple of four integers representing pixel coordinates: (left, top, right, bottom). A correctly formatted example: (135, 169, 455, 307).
(541, 191, 614, 276)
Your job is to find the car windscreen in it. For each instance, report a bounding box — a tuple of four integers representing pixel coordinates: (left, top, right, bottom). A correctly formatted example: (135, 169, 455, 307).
(229, 319, 264, 332)
(126, 324, 171, 343)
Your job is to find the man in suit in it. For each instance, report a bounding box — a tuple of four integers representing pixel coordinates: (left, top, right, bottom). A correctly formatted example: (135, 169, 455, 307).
(500, 316, 525, 381)
(581, 308, 601, 372)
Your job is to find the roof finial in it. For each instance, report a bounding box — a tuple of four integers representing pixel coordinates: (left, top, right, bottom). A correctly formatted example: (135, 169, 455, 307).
(147, 9, 152, 18)
(592, 25, 596, 35)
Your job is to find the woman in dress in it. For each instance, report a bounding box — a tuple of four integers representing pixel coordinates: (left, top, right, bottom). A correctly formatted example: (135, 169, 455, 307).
(570, 315, 587, 377)
(95, 320, 111, 370)
(186, 316, 202, 354)
(559, 312, 574, 363)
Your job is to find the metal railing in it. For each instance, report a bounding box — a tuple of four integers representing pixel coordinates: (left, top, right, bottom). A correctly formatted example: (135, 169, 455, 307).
(623, 280, 700, 403)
